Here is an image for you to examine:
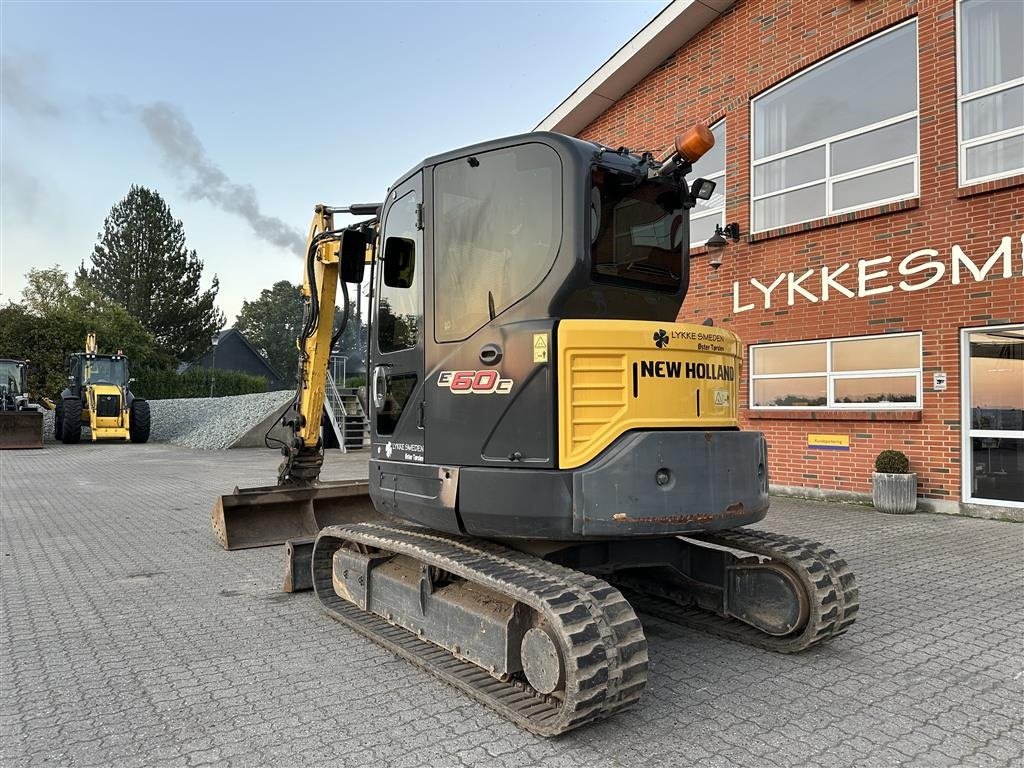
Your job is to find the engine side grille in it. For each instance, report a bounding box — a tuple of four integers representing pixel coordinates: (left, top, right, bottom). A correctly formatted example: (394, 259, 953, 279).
(96, 394, 121, 417)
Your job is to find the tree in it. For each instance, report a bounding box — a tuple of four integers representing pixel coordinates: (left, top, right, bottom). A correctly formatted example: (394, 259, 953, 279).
(235, 281, 303, 384)
(1, 267, 168, 396)
(79, 185, 224, 361)
(21, 265, 73, 315)
(235, 280, 368, 386)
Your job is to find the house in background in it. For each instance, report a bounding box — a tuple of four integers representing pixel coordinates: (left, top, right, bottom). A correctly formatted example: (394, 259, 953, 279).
(186, 329, 289, 391)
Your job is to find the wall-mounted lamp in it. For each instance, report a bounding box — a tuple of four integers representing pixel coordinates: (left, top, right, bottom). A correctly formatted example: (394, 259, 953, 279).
(705, 222, 740, 270)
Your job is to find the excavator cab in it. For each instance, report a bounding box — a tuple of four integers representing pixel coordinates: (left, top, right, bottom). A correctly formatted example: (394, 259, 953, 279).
(363, 130, 766, 539)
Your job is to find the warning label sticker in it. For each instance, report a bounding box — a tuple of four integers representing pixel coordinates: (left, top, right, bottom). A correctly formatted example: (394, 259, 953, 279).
(533, 333, 549, 363)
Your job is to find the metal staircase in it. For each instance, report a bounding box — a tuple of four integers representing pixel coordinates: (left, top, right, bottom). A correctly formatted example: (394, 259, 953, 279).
(325, 373, 367, 451)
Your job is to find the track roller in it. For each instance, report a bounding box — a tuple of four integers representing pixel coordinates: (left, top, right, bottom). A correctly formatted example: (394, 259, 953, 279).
(312, 522, 648, 736)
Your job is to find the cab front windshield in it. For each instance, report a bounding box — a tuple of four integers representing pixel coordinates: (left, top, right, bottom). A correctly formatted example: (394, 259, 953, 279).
(0, 361, 24, 393)
(83, 357, 127, 386)
(590, 168, 686, 291)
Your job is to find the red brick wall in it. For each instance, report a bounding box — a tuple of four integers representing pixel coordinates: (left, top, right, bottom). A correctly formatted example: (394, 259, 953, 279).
(577, 0, 1023, 504)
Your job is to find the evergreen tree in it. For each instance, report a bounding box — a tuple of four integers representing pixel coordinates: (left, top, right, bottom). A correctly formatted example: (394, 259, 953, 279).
(80, 185, 224, 361)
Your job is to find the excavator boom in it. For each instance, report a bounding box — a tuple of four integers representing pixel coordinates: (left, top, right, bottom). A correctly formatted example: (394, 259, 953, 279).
(212, 204, 381, 549)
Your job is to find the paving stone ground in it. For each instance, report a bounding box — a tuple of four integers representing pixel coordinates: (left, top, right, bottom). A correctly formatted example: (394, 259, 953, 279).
(1, 443, 1021, 768)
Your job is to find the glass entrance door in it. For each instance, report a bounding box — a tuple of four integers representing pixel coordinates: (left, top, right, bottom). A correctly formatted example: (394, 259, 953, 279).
(961, 324, 1024, 506)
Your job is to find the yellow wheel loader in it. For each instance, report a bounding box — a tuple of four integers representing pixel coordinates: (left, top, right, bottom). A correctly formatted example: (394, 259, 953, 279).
(0, 359, 45, 449)
(213, 126, 859, 736)
(55, 333, 150, 444)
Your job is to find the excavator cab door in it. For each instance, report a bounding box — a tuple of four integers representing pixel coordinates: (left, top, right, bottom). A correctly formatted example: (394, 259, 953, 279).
(368, 173, 462, 532)
(369, 173, 428, 474)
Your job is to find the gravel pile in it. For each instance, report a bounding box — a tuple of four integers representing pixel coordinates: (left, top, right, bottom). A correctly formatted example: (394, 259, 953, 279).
(150, 391, 294, 450)
(40, 391, 293, 449)
(42, 409, 56, 443)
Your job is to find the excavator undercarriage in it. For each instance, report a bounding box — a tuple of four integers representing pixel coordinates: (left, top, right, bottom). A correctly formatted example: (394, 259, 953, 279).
(274, 521, 858, 735)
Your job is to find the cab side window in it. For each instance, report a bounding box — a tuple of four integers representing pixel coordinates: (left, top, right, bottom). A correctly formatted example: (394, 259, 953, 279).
(377, 193, 421, 354)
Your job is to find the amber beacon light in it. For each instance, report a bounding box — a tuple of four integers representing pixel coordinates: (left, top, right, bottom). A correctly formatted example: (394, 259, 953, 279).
(676, 124, 715, 163)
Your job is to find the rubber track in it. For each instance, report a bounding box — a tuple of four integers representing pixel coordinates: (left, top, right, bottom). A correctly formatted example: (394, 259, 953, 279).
(312, 522, 648, 736)
(618, 528, 859, 653)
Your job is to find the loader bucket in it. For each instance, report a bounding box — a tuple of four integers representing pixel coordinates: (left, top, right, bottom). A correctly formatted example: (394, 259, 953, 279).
(211, 479, 378, 550)
(0, 411, 44, 450)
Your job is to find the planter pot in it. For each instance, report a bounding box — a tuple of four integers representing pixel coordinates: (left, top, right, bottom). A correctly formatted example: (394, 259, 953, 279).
(872, 472, 918, 514)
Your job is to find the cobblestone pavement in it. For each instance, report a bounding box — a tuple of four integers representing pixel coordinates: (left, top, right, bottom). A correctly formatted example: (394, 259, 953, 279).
(1, 444, 1022, 768)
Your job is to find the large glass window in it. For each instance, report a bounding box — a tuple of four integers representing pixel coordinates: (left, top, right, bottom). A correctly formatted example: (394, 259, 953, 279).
(750, 333, 922, 409)
(689, 119, 725, 248)
(83, 357, 127, 386)
(957, 0, 1024, 185)
(0, 361, 24, 394)
(964, 327, 1024, 504)
(751, 21, 918, 232)
(433, 144, 561, 343)
(591, 172, 685, 291)
(377, 192, 421, 354)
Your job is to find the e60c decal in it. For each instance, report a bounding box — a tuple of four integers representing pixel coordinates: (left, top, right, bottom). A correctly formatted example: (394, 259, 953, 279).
(437, 370, 514, 395)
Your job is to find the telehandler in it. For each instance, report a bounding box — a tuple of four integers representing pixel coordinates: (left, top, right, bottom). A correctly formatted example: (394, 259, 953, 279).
(213, 126, 858, 735)
(0, 358, 45, 449)
(55, 333, 150, 444)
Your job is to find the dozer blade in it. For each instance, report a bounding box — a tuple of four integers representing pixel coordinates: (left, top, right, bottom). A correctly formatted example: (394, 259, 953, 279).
(0, 411, 43, 450)
(211, 479, 378, 550)
(282, 536, 316, 593)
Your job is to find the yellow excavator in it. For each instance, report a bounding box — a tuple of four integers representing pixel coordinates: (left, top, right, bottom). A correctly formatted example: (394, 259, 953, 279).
(213, 126, 859, 736)
(55, 333, 151, 444)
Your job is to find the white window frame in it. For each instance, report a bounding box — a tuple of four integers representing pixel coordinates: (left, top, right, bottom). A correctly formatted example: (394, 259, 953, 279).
(959, 323, 1024, 508)
(955, 0, 1024, 187)
(749, 332, 923, 411)
(690, 119, 726, 249)
(750, 19, 920, 234)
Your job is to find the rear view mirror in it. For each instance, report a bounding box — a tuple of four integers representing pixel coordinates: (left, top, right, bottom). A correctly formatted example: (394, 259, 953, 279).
(339, 229, 367, 284)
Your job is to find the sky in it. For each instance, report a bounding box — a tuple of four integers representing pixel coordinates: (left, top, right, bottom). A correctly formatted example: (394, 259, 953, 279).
(1, 0, 665, 323)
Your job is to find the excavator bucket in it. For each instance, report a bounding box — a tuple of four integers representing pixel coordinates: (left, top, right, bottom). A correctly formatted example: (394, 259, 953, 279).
(0, 412, 43, 450)
(211, 479, 379, 550)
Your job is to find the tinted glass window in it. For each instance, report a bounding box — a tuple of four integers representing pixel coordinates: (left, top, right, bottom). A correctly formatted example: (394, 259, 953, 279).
(83, 358, 126, 385)
(433, 144, 561, 343)
(0, 362, 22, 392)
(377, 192, 421, 354)
(376, 373, 417, 436)
(591, 171, 685, 291)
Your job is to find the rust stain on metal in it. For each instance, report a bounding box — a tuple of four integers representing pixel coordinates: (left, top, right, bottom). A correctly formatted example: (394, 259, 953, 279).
(611, 504, 750, 525)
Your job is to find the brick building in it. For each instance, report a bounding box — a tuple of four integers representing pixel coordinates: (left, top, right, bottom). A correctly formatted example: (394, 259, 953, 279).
(539, 0, 1022, 517)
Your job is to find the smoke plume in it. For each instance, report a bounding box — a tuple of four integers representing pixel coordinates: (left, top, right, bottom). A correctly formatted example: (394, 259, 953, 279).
(1, 53, 61, 119)
(139, 103, 304, 254)
(1, 53, 304, 255)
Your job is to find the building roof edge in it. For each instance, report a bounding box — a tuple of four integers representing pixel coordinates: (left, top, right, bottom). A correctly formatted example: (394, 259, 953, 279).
(535, 0, 735, 135)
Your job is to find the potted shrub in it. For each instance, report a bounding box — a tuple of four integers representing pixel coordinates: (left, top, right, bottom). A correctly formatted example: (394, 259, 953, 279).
(872, 450, 917, 514)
